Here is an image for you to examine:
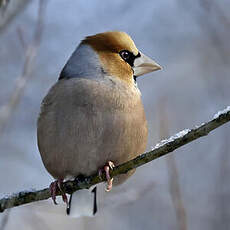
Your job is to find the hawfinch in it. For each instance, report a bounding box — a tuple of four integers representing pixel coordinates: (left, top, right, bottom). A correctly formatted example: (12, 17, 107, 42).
(37, 31, 161, 217)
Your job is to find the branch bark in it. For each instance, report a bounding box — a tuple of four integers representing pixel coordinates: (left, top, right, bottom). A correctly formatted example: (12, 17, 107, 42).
(0, 106, 230, 213)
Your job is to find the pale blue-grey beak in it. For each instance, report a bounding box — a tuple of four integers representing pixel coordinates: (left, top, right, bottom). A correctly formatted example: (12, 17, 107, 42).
(133, 52, 162, 77)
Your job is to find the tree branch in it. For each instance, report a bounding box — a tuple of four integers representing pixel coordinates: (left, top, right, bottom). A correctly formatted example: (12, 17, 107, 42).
(0, 106, 230, 213)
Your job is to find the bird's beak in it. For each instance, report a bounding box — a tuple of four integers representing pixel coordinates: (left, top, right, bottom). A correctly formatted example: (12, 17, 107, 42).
(133, 52, 162, 77)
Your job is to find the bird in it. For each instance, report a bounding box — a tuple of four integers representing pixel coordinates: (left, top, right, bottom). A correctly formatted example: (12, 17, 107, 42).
(37, 31, 161, 217)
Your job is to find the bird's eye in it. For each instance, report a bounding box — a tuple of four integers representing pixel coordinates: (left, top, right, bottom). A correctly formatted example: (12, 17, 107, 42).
(119, 50, 131, 61)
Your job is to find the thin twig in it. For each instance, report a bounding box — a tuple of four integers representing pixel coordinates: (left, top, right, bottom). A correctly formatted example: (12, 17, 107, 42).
(0, 0, 30, 31)
(0, 0, 46, 135)
(0, 106, 229, 213)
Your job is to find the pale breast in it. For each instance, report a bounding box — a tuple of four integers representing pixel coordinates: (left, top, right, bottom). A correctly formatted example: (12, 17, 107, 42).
(37, 77, 148, 181)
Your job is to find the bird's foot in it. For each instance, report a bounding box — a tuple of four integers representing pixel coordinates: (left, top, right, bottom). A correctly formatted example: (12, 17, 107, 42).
(98, 161, 115, 192)
(49, 179, 68, 205)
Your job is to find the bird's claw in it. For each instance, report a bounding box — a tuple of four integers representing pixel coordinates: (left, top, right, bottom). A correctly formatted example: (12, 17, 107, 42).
(108, 161, 115, 169)
(49, 179, 68, 205)
(98, 161, 115, 192)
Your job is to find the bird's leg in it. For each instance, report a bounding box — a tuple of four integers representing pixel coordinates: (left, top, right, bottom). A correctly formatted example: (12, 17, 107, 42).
(98, 161, 115, 192)
(49, 179, 68, 205)
(104, 165, 114, 192)
(50, 181, 58, 205)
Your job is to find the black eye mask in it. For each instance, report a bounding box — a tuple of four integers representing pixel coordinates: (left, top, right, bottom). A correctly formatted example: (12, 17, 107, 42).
(119, 50, 141, 67)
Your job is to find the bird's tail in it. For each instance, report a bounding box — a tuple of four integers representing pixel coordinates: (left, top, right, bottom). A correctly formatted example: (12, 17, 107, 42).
(66, 186, 97, 218)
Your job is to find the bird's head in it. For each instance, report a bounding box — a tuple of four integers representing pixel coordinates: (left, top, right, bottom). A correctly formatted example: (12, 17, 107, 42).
(59, 31, 161, 85)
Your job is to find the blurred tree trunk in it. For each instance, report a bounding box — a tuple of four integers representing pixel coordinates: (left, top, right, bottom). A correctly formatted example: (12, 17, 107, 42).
(158, 99, 188, 230)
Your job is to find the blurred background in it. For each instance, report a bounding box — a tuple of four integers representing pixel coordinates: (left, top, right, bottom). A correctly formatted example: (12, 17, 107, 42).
(0, 0, 230, 229)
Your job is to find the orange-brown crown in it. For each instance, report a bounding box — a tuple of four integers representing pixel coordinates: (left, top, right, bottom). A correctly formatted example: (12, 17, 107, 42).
(82, 31, 139, 84)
